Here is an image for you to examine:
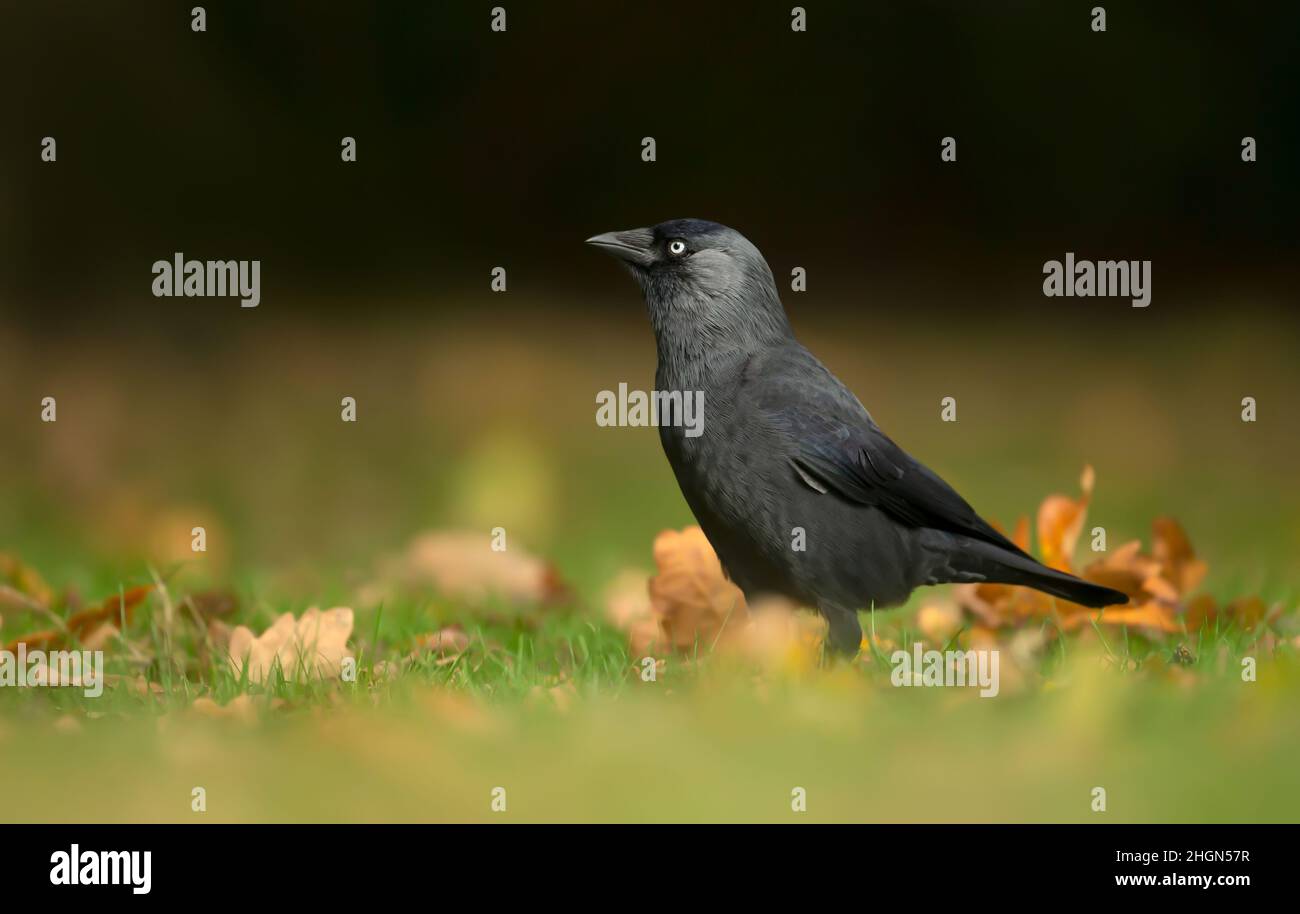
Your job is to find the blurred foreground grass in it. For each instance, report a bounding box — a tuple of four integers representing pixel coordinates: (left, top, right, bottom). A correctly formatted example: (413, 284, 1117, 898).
(3, 634, 1299, 822)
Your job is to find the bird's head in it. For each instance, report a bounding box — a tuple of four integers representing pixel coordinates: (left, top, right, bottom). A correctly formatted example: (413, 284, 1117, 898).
(586, 219, 792, 352)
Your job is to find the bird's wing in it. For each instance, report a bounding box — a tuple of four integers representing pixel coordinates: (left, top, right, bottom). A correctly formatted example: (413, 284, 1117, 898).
(749, 346, 1031, 558)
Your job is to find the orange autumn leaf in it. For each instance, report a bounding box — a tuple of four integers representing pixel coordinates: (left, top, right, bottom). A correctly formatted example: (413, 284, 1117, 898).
(1151, 517, 1208, 596)
(1080, 540, 1157, 601)
(955, 468, 1238, 638)
(1056, 600, 1182, 634)
(960, 506, 1073, 628)
(66, 585, 152, 638)
(989, 516, 1031, 553)
(1036, 465, 1094, 573)
(1009, 515, 1031, 553)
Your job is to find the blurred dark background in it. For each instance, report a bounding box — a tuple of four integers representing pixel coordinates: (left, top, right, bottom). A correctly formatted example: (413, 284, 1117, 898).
(3, 0, 1297, 328)
(1, 1, 1297, 601)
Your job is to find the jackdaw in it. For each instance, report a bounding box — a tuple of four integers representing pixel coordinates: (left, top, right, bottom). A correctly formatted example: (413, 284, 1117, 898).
(587, 219, 1129, 656)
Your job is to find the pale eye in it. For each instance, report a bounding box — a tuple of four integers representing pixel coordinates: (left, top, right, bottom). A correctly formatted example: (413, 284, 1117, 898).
(667, 239, 687, 257)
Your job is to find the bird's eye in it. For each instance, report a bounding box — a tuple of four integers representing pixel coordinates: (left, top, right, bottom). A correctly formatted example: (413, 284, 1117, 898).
(667, 239, 688, 257)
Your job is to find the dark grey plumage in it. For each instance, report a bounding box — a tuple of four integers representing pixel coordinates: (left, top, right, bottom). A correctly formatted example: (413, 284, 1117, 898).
(587, 219, 1129, 656)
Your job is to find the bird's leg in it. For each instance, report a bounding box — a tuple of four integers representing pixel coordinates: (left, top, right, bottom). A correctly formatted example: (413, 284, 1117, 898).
(819, 602, 863, 662)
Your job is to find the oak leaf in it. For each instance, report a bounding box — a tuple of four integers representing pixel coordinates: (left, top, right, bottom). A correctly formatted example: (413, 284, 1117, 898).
(647, 526, 747, 652)
(226, 607, 354, 683)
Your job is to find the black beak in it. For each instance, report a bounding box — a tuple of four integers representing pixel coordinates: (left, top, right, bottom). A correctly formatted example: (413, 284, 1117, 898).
(585, 228, 655, 266)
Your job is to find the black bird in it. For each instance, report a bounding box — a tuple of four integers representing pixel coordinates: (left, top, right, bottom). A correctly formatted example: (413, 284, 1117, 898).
(587, 219, 1129, 656)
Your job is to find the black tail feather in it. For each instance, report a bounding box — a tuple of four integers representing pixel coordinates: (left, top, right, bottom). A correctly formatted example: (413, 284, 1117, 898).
(958, 539, 1129, 608)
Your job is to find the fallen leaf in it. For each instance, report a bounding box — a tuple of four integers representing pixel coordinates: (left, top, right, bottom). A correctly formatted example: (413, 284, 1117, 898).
(0, 554, 54, 608)
(3, 585, 151, 654)
(0, 585, 45, 615)
(1151, 517, 1208, 596)
(226, 607, 354, 683)
(186, 590, 239, 619)
(81, 623, 119, 652)
(602, 567, 663, 658)
(367, 530, 570, 612)
(414, 627, 472, 656)
(1071, 600, 1181, 633)
(647, 526, 748, 652)
(603, 567, 652, 629)
(956, 469, 1230, 638)
(1036, 465, 1094, 572)
(1080, 541, 1157, 601)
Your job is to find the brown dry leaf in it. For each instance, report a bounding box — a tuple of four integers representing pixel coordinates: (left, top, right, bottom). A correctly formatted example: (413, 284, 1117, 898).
(1010, 516, 1031, 552)
(0, 585, 45, 615)
(1079, 540, 1156, 601)
(1151, 517, 1208, 596)
(226, 607, 354, 683)
(377, 530, 570, 610)
(1036, 465, 1094, 573)
(0, 554, 54, 608)
(81, 623, 119, 652)
(647, 526, 748, 652)
(957, 579, 1063, 630)
(957, 502, 1076, 630)
(198, 619, 233, 672)
(602, 567, 664, 658)
(4, 584, 151, 654)
(414, 627, 472, 656)
(7, 628, 60, 653)
(207, 619, 233, 652)
(603, 567, 651, 629)
(186, 590, 239, 619)
(66, 585, 152, 639)
(955, 469, 1234, 638)
(1056, 600, 1181, 634)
